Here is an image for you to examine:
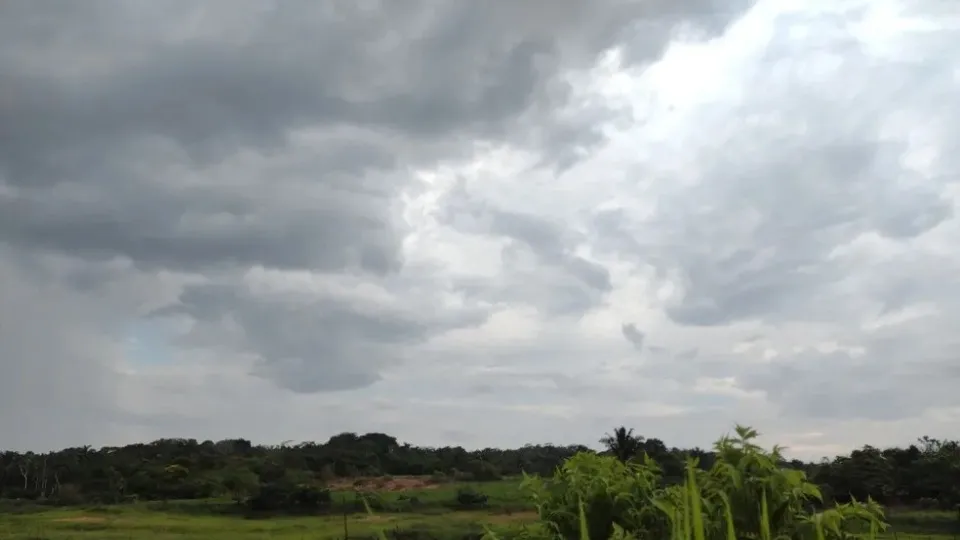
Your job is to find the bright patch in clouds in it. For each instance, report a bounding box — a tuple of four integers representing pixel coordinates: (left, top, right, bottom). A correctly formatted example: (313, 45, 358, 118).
(1, 0, 958, 459)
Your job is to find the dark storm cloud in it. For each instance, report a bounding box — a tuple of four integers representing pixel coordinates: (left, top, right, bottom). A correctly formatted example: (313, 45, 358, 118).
(0, 0, 759, 274)
(0, 0, 760, 444)
(155, 274, 488, 393)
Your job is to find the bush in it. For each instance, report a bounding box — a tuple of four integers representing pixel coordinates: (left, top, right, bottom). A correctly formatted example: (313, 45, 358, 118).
(454, 487, 488, 509)
(522, 425, 889, 540)
(55, 484, 85, 505)
(247, 482, 332, 513)
(318, 463, 337, 482)
(396, 494, 421, 510)
(469, 461, 502, 482)
(454, 471, 479, 482)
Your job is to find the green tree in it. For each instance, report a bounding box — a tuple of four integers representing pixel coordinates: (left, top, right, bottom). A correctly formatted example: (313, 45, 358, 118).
(600, 427, 644, 463)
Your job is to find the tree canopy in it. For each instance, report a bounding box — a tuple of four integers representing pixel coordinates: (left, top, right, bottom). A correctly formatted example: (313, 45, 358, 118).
(1, 426, 958, 512)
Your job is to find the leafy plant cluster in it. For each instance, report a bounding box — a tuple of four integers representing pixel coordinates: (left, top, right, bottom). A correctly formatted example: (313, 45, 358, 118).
(519, 426, 888, 540)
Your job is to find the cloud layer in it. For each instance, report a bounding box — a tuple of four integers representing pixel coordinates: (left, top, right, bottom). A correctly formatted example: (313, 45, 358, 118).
(2, 0, 959, 458)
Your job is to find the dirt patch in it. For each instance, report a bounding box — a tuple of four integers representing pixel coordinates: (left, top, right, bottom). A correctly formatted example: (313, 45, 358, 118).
(331, 475, 442, 492)
(53, 516, 107, 524)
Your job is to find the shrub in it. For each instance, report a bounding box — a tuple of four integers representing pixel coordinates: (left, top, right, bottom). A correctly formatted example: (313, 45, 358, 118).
(247, 482, 332, 513)
(55, 484, 85, 505)
(395, 494, 422, 512)
(318, 463, 337, 482)
(470, 461, 503, 482)
(520, 425, 888, 540)
(455, 487, 489, 509)
(521, 452, 666, 540)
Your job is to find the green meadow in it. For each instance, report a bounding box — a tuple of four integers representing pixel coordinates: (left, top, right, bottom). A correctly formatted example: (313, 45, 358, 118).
(0, 479, 539, 539)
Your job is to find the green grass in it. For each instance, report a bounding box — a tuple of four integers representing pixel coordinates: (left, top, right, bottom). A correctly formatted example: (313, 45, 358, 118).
(885, 536, 956, 540)
(0, 479, 540, 539)
(3, 506, 952, 540)
(0, 504, 540, 539)
(885, 509, 960, 536)
(328, 478, 531, 512)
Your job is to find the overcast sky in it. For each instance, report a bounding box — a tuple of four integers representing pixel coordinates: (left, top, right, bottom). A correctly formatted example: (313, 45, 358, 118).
(2, 0, 959, 460)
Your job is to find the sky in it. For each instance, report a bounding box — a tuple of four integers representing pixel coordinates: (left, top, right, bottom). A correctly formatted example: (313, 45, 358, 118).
(2, 0, 959, 461)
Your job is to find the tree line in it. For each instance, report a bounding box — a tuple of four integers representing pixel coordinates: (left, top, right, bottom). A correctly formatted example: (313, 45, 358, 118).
(1, 427, 958, 511)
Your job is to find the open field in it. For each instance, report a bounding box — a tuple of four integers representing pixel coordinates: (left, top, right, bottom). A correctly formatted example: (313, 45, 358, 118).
(0, 478, 541, 539)
(0, 504, 541, 540)
(325, 476, 531, 511)
(2, 503, 958, 540)
(1, 476, 959, 540)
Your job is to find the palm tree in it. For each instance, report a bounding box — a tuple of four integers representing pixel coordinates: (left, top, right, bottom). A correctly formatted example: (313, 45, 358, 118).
(599, 426, 644, 463)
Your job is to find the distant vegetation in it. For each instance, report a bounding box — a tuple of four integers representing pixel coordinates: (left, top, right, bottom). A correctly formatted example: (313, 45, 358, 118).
(1, 425, 959, 539)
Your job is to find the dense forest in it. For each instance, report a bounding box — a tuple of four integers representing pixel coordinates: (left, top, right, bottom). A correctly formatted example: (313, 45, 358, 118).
(1, 427, 958, 513)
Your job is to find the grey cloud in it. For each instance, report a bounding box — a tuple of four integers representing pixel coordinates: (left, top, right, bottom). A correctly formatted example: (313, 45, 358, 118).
(0, 0, 752, 191)
(0, 0, 745, 329)
(440, 182, 612, 315)
(621, 323, 646, 350)
(1, 0, 650, 401)
(490, 209, 612, 294)
(649, 293, 960, 423)
(169, 261, 498, 392)
(0, 249, 176, 450)
(636, 351, 733, 388)
(1, 0, 762, 448)
(734, 342, 958, 422)
(153, 273, 489, 393)
(0, 1, 607, 274)
(592, 13, 958, 328)
(0, 153, 407, 275)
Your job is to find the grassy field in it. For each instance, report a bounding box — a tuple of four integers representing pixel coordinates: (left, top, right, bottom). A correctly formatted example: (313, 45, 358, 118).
(0, 505, 540, 540)
(885, 509, 960, 540)
(1, 477, 958, 540)
(0, 478, 540, 540)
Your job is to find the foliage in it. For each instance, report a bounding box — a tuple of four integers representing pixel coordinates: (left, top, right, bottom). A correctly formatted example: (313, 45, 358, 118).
(0, 435, 580, 508)
(521, 451, 667, 540)
(456, 487, 490, 508)
(248, 481, 332, 513)
(2, 423, 960, 517)
(523, 425, 888, 540)
(599, 428, 645, 464)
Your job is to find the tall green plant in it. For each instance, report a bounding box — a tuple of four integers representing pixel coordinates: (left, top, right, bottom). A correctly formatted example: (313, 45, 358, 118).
(524, 425, 888, 540)
(521, 452, 668, 539)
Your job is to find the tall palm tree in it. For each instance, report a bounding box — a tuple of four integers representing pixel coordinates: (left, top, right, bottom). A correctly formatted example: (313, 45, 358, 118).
(600, 426, 644, 463)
